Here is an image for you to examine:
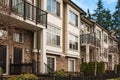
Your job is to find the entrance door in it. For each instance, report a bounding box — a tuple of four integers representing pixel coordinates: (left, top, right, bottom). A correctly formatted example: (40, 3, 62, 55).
(0, 45, 6, 73)
(13, 47, 22, 64)
(13, 47, 22, 74)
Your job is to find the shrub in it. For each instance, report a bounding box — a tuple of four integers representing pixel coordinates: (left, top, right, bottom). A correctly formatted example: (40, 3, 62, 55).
(54, 70, 64, 76)
(0, 67, 2, 76)
(80, 62, 105, 74)
(97, 62, 105, 74)
(10, 74, 38, 80)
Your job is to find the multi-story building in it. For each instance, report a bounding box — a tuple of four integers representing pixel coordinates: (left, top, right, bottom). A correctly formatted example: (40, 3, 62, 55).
(0, 0, 119, 76)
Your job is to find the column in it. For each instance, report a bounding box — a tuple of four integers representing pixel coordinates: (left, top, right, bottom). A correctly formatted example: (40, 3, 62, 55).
(40, 29, 47, 73)
(86, 45, 90, 62)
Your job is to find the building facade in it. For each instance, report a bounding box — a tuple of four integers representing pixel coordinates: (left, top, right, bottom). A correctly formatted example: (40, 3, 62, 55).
(0, 0, 119, 75)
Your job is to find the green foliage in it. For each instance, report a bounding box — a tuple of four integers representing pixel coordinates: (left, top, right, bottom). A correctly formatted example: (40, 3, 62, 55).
(80, 62, 88, 73)
(10, 74, 38, 80)
(0, 67, 2, 75)
(97, 62, 105, 74)
(54, 70, 64, 76)
(80, 62, 105, 74)
(92, 0, 112, 30)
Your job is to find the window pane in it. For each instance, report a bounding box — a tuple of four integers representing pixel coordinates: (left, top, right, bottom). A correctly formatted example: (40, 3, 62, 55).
(69, 11, 78, 26)
(51, 0, 56, 14)
(56, 2, 60, 17)
(69, 34, 78, 50)
(47, 25, 61, 46)
(47, 0, 51, 12)
(47, 57, 55, 73)
(69, 60, 74, 72)
(56, 35, 60, 45)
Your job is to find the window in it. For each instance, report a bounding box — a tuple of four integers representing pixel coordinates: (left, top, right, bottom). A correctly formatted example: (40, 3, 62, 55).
(56, 2, 60, 17)
(13, 33, 24, 43)
(86, 25, 90, 32)
(47, 25, 61, 46)
(80, 21, 84, 28)
(104, 34, 107, 43)
(69, 10, 78, 26)
(47, 57, 55, 73)
(97, 30, 101, 39)
(68, 59, 75, 72)
(0, 29, 8, 39)
(47, 0, 56, 14)
(104, 48, 107, 58)
(69, 34, 78, 50)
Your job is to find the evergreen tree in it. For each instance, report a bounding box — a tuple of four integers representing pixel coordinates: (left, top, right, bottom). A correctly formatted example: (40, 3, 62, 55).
(87, 9, 92, 19)
(92, 0, 112, 30)
(102, 9, 112, 30)
(112, 0, 120, 30)
(111, 0, 120, 40)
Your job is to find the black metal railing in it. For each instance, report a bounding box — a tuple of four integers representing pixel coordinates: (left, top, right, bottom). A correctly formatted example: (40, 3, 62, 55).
(44, 63, 54, 74)
(80, 34, 100, 47)
(11, 0, 47, 28)
(10, 60, 39, 75)
(0, 0, 47, 28)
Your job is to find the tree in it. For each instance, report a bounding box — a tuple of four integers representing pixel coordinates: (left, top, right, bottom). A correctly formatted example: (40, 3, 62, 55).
(112, 0, 120, 30)
(111, 0, 120, 40)
(92, 0, 112, 30)
(87, 9, 92, 19)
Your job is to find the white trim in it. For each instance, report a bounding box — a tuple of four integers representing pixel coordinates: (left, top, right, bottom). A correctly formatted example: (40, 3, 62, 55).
(68, 58, 75, 72)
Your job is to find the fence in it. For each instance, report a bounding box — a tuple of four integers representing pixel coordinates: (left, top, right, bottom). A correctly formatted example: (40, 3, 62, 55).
(38, 72, 120, 80)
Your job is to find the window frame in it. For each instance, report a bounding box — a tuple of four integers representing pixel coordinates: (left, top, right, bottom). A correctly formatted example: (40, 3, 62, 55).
(69, 10, 78, 27)
(56, 1, 60, 17)
(69, 34, 78, 50)
(47, 25, 61, 46)
(13, 32, 24, 43)
(68, 59, 75, 72)
(47, 56, 56, 73)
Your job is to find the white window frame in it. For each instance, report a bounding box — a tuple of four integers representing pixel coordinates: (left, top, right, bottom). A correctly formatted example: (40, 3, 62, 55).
(69, 10, 78, 27)
(68, 58, 75, 72)
(69, 34, 78, 50)
(47, 56, 56, 72)
(13, 32, 24, 43)
(47, 25, 61, 46)
(47, 0, 56, 14)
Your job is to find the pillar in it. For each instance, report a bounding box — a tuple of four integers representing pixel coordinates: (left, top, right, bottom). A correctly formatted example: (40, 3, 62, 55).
(86, 45, 90, 62)
(40, 28, 47, 73)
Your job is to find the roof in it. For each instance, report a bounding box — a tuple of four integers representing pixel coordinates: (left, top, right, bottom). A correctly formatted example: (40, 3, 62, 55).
(63, 0, 86, 15)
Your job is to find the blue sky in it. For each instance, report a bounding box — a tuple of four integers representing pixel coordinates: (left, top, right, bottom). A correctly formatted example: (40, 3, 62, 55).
(71, 0, 117, 14)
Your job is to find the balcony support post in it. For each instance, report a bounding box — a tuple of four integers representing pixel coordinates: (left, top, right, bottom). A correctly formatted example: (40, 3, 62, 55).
(86, 45, 90, 62)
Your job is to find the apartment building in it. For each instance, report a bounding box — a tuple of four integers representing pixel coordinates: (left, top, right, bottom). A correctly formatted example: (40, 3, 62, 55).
(0, 0, 47, 74)
(80, 17, 119, 70)
(0, 0, 119, 75)
(108, 35, 119, 70)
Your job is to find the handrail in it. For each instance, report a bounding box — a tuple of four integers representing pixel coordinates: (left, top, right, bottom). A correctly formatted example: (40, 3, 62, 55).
(80, 34, 100, 47)
(44, 63, 54, 73)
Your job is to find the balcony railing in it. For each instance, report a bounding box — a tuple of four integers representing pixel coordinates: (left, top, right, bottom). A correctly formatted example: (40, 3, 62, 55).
(0, 0, 47, 28)
(109, 46, 118, 53)
(80, 34, 100, 47)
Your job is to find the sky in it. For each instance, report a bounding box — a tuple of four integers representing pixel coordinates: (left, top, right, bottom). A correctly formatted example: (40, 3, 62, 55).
(71, 0, 117, 14)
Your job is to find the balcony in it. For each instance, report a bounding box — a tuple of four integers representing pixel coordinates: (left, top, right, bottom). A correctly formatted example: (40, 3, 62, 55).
(0, 0, 47, 28)
(109, 46, 118, 53)
(80, 34, 100, 47)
